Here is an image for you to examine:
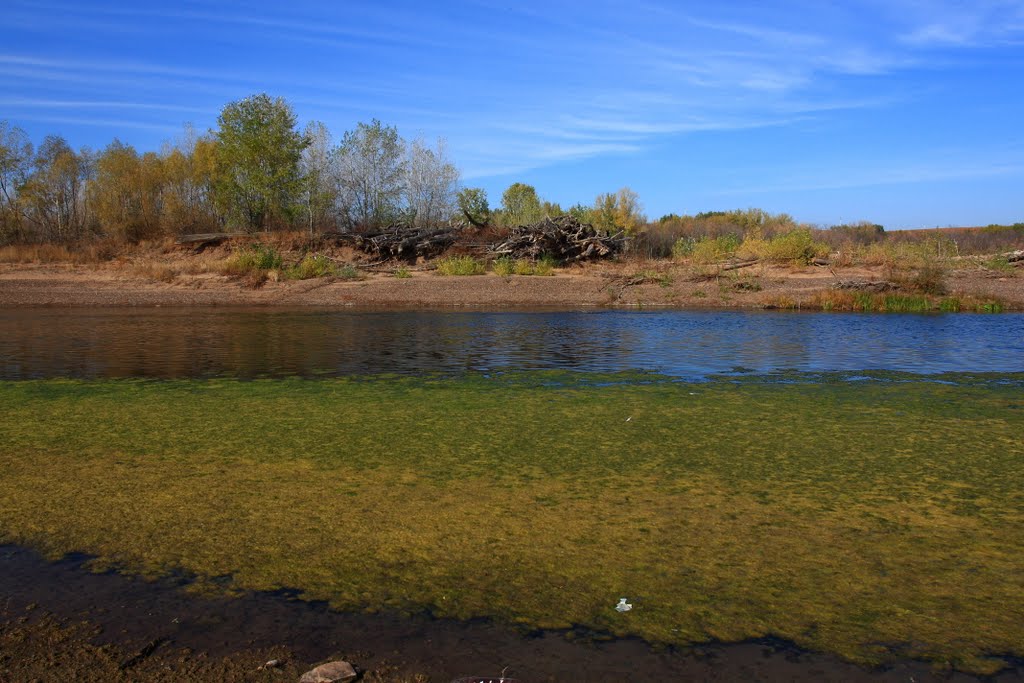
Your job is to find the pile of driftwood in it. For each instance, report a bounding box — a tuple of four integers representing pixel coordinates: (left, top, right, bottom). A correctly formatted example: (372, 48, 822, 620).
(337, 225, 459, 260)
(335, 216, 625, 263)
(831, 279, 896, 292)
(490, 215, 624, 262)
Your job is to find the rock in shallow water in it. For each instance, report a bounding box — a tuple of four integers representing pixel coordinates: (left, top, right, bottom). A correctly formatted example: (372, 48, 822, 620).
(298, 660, 358, 683)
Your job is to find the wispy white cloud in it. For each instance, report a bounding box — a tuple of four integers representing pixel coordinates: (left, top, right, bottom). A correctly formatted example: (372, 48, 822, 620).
(676, 15, 826, 48)
(16, 115, 180, 133)
(0, 97, 206, 113)
(894, 0, 1024, 47)
(714, 162, 1024, 195)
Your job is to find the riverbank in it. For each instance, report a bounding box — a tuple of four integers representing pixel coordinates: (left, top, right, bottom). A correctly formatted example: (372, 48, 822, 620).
(3, 545, 1010, 683)
(0, 260, 1021, 310)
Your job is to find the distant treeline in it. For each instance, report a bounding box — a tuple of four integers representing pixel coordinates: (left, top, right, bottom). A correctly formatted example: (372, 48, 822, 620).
(1, 93, 1021, 257)
(639, 210, 1023, 258)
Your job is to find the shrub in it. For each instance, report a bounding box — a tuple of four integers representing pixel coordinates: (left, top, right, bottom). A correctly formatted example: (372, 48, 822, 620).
(671, 237, 695, 260)
(336, 264, 362, 280)
(224, 243, 282, 275)
(394, 266, 411, 279)
(908, 261, 948, 295)
(690, 235, 740, 264)
(287, 253, 336, 279)
(513, 258, 535, 275)
(492, 257, 514, 276)
(493, 255, 556, 276)
(436, 255, 486, 275)
(534, 254, 557, 276)
(764, 228, 829, 265)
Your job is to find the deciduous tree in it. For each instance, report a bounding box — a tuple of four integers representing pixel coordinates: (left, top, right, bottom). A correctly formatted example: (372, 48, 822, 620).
(335, 119, 404, 230)
(20, 136, 87, 241)
(457, 187, 490, 227)
(300, 121, 337, 234)
(500, 182, 543, 226)
(404, 138, 459, 227)
(0, 121, 33, 241)
(214, 93, 307, 231)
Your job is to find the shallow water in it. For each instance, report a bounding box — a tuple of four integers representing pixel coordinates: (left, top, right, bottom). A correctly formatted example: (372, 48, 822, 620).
(1, 307, 1021, 379)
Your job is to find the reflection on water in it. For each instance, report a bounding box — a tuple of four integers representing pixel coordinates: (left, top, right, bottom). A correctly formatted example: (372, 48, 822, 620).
(1, 307, 1022, 380)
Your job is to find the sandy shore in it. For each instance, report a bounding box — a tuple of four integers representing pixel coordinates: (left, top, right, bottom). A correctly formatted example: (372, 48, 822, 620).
(1, 263, 1021, 309)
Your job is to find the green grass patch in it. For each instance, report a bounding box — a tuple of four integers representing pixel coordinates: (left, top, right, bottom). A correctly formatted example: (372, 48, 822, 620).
(0, 375, 1022, 674)
(286, 253, 337, 279)
(493, 256, 556, 276)
(983, 255, 1015, 273)
(435, 256, 486, 276)
(939, 297, 961, 312)
(880, 294, 931, 313)
(223, 243, 283, 275)
(976, 301, 1004, 313)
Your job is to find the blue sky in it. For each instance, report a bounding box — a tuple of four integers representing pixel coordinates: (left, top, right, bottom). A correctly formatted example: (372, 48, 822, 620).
(3, 0, 1023, 228)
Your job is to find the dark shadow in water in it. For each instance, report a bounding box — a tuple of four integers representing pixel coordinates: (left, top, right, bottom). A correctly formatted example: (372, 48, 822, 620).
(1, 307, 1022, 380)
(0, 545, 1017, 682)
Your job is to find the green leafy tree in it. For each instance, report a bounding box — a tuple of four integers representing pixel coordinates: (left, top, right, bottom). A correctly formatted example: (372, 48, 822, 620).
(591, 187, 644, 234)
(500, 182, 543, 226)
(456, 187, 490, 227)
(214, 93, 308, 231)
(567, 202, 593, 224)
(541, 199, 564, 216)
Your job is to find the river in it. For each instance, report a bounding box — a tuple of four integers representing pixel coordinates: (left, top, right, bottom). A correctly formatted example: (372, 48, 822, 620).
(2, 307, 1021, 380)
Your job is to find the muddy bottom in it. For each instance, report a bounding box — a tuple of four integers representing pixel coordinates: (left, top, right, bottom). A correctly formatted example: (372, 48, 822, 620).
(0, 545, 1019, 682)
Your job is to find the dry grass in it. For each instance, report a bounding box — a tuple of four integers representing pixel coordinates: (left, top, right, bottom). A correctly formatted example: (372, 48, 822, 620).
(128, 262, 178, 282)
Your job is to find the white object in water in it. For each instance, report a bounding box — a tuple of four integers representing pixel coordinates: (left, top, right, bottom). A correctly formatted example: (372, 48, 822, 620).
(615, 598, 633, 612)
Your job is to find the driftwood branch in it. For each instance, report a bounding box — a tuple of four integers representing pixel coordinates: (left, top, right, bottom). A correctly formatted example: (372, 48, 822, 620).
(489, 215, 625, 262)
(831, 280, 897, 292)
(334, 224, 461, 261)
(175, 233, 247, 249)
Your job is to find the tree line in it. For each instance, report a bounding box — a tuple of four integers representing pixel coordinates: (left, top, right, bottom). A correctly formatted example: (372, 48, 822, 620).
(0, 93, 648, 246)
(2, 93, 1017, 254)
(0, 94, 464, 243)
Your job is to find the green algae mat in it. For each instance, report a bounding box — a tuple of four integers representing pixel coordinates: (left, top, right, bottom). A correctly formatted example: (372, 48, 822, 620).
(1, 373, 1022, 673)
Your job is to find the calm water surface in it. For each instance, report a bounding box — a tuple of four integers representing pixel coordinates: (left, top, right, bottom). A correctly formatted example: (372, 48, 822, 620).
(2, 307, 1021, 380)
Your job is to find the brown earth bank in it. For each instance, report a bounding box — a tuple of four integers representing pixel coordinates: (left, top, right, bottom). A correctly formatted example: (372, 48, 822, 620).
(3, 545, 1019, 683)
(0, 261, 1021, 310)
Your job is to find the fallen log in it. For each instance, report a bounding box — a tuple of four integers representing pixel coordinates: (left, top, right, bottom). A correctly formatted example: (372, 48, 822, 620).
(718, 259, 759, 272)
(831, 280, 897, 292)
(176, 233, 246, 247)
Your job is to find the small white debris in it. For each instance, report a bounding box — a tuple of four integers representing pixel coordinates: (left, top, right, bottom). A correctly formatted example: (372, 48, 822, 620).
(625, 416, 632, 422)
(615, 598, 633, 612)
(257, 658, 283, 671)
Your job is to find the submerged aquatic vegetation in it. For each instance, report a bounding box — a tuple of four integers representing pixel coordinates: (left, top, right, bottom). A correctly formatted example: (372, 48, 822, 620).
(0, 374, 1021, 674)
